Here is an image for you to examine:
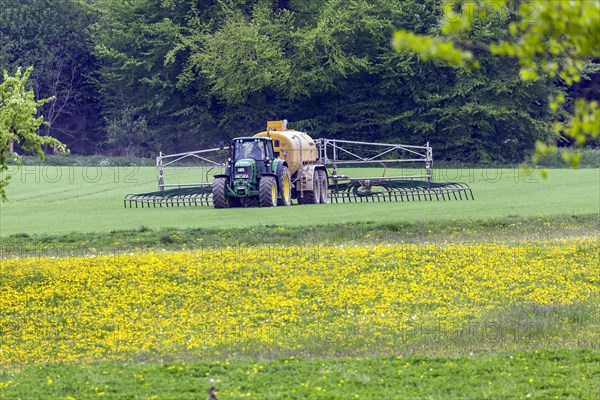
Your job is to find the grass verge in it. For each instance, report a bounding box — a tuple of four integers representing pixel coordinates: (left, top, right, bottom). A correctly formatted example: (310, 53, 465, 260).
(2, 214, 598, 257)
(1, 350, 598, 399)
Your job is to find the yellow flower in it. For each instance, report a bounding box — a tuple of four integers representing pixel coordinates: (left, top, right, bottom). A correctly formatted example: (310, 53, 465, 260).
(0, 239, 596, 365)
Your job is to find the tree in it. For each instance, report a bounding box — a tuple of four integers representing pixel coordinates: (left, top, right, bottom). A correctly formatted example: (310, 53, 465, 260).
(84, 0, 565, 161)
(165, 0, 560, 162)
(0, 68, 66, 200)
(105, 107, 151, 158)
(0, 0, 100, 154)
(393, 0, 600, 166)
(89, 0, 215, 155)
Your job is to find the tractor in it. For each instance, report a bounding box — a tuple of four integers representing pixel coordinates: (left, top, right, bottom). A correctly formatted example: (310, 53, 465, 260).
(123, 120, 474, 208)
(211, 121, 328, 208)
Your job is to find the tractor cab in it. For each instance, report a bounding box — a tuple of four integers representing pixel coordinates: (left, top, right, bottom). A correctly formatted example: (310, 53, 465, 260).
(230, 137, 275, 178)
(233, 137, 274, 162)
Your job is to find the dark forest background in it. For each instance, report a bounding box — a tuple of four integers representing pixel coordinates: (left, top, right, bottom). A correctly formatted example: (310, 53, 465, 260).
(1, 0, 598, 162)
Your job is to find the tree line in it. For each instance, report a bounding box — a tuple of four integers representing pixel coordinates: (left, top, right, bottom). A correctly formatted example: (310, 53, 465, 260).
(1, 0, 598, 163)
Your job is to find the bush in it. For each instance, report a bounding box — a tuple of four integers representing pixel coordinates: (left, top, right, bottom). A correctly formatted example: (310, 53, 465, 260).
(10, 155, 156, 167)
(535, 148, 600, 168)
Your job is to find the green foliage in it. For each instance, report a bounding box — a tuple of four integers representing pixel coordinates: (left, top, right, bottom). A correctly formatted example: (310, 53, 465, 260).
(89, 0, 219, 153)
(178, 4, 295, 104)
(11, 154, 156, 167)
(0, 0, 100, 154)
(393, 0, 600, 165)
(0, 67, 66, 200)
(0, 1, 581, 163)
(393, 30, 477, 69)
(160, 0, 558, 162)
(105, 107, 151, 157)
(169, 0, 410, 135)
(533, 147, 600, 169)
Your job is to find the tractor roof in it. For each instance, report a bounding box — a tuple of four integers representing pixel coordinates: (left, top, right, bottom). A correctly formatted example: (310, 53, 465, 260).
(232, 137, 272, 141)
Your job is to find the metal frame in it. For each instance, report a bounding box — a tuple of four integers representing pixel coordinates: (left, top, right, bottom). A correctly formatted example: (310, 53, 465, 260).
(315, 138, 433, 185)
(156, 147, 229, 191)
(329, 180, 474, 203)
(123, 186, 214, 208)
(317, 138, 431, 163)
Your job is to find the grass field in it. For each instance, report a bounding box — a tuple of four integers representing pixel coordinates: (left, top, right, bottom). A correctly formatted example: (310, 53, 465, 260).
(1, 350, 598, 399)
(0, 164, 599, 399)
(0, 166, 598, 236)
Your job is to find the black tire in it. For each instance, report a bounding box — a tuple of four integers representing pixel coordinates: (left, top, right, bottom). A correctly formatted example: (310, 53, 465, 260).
(244, 197, 260, 208)
(297, 191, 315, 204)
(212, 177, 230, 209)
(313, 170, 322, 204)
(277, 166, 292, 206)
(297, 170, 319, 205)
(318, 169, 328, 204)
(259, 176, 278, 207)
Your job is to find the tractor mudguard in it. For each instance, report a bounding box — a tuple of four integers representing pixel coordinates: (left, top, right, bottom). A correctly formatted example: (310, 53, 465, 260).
(271, 159, 287, 176)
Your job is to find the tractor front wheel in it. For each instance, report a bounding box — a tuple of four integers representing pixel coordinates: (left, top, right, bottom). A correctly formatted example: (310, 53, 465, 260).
(244, 197, 259, 208)
(212, 177, 230, 209)
(259, 176, 278, 207)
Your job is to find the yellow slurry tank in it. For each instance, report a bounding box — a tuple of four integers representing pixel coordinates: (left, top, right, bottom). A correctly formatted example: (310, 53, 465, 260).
(254, 120, 318, 175)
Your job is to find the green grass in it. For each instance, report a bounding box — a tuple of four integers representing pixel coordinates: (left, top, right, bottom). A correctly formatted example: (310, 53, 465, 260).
(1, 350, 598, 399)
(0, 166, 598, 237)
(1, 214, 598, 256)
(1, 164, 598, 399)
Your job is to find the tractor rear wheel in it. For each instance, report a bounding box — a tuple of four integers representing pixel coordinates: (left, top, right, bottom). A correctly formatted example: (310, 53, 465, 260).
(259, 176, 278, 207)
(318, 169, 328, 204)
(212, 177, 230, 209)
(277, 166, 292, 206)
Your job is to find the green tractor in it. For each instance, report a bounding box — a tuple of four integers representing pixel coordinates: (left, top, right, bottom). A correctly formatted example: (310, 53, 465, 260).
(212, 137, 292, 208)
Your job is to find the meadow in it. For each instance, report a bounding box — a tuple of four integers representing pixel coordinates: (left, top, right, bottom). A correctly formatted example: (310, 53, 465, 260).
(0, 164, 598, 399)
(1, 240, 599, 399)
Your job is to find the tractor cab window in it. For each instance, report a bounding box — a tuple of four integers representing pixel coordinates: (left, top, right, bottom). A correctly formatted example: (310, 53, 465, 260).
(235, 140, 265, 161)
